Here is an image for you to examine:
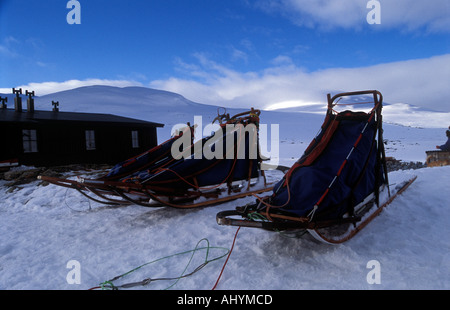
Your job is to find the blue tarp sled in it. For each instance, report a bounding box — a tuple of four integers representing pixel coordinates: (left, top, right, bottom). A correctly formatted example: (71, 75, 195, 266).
(217, 90, 417, 243)
(39, 109, 274, 208)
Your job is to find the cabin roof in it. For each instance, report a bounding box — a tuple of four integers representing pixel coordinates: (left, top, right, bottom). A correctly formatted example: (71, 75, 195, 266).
(0, 108, 164, 128)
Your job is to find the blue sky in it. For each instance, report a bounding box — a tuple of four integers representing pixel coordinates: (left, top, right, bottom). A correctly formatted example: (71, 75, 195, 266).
(1, 0, 449, 111)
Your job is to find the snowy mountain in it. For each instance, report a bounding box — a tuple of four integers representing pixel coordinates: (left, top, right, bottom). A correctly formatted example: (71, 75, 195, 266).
(2, 85, 447, 162)
(1, 85, 449, 291)
(36, 86, 223, 136)
(268, 94, 450, 129)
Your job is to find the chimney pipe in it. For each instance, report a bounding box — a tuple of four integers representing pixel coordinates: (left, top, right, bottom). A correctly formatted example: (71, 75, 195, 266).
(52, 101, 59, 112)
(0, 97, 7, 109)
(13, 88, 22, 112)
(26, 90, 35, 112)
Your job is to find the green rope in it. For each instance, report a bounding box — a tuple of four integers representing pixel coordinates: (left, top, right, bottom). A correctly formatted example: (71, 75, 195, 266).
(97, 238, 229, 290)
(246, 212, 269, 222)
(100, 280, 116, 290)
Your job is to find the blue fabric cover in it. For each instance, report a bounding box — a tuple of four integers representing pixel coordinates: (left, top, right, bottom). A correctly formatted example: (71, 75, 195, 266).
(104, 136, 179, 180)
(272, 112, 381, 219)
(131, 127, 260, 189)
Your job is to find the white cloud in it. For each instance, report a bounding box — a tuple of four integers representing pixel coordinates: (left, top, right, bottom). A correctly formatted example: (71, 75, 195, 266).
(0, 79, 143, 96)
(0, 36, 20, 57)
(2, 55, 448, 121)
(149, 54, 450, 113)
(270, 55, 295, 66)
(256, 0, 450, 32)
(0, 45, 12, 56)
(381, 0, 450, 32)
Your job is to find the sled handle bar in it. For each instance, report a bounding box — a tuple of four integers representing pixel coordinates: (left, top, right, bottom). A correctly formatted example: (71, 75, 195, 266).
(230, 107, 261, 119)
(327, 90, 383, 109)
(213, 107, 261, 124)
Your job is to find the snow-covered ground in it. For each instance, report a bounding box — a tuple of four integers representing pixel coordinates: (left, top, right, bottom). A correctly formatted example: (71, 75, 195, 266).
(1, 86, 449, 290)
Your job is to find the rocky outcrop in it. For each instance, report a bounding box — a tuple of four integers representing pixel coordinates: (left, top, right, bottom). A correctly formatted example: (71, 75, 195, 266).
(0, 164, 111, 187)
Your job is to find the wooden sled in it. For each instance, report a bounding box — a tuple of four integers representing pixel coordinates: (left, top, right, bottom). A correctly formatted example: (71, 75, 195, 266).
(217, 91, 417, 243)
(39, 108, 277, 209)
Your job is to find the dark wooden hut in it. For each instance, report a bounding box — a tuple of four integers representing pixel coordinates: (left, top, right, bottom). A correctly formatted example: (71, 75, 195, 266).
(0, 89, 164, 167)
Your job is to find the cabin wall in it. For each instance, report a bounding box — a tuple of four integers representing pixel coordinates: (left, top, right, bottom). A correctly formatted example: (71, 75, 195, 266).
(1, 121, 159, 167)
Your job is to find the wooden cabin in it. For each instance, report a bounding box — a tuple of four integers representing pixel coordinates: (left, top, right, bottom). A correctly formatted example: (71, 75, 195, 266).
(426, 150, 450, 167)
(0, 89, 164, 167)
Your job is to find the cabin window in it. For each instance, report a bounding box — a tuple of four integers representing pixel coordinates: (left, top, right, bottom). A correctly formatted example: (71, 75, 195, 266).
(22, 129, 38, 153)
(131, 130, 139, 148)
(85, 130, 96, 150)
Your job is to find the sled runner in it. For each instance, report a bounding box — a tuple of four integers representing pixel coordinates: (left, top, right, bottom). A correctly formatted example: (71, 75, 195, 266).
(39, 108, 275, 209)
(216, 90, 417, 243)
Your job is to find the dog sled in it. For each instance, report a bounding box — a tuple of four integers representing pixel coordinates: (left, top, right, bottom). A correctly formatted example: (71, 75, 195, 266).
(39, 108, 275, 209)
(216, 90, 417, 243)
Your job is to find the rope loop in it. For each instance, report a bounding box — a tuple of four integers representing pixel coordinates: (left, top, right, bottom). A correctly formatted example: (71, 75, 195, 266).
(89, 238, 230, 290)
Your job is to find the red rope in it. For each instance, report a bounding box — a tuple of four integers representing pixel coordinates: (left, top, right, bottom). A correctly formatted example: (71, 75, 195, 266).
(212, 227, 241, 290)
